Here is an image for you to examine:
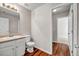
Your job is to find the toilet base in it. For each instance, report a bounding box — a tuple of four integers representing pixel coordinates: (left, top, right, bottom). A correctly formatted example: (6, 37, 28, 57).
(27, 47, 34, 53)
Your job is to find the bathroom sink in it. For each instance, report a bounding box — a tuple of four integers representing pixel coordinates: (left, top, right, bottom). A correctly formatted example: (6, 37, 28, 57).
(9, 35, 27, 40)
(0, 35, 30, 43)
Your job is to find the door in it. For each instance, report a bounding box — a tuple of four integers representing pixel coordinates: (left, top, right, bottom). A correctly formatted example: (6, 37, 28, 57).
(68, 4, 73, 56)
(70, 4, 77, 56)
(0, 46, 15, 56)
(77, 3, 79, 56)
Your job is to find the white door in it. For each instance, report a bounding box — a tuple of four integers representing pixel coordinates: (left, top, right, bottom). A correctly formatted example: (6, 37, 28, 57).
(68, 4, 73, 56)
(72, 4, 77, 56)
(0, 46, 15, 56)
(76, 3, 79, 56)
(69, 4, 78, 56)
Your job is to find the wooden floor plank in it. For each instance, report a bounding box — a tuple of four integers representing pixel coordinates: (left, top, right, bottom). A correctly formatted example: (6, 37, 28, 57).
(24, 48, 38, 56)
(33, 50, 42, 56)
(39, 52, 49, 56)
(24, 42, 70, 56)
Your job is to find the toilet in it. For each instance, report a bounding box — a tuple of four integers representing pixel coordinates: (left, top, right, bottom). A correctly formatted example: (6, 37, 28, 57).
(26, 35, 35, 53)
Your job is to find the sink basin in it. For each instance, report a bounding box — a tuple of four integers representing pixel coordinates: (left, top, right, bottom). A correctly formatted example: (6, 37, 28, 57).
(0, 35, 30, 43)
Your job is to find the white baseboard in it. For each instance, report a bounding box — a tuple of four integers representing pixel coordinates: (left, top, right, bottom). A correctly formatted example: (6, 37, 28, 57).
(34, 45, 52, 55)
(53, 41, 69, 46)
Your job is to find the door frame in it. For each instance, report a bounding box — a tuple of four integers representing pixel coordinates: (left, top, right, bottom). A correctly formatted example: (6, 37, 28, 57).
(68, 4, 74, 56)
(51, 3, 75, 55)
(72, 4, 78, 56)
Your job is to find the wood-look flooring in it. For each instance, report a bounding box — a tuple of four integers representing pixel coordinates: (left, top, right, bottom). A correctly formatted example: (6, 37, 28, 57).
(24, 42, 70, 56)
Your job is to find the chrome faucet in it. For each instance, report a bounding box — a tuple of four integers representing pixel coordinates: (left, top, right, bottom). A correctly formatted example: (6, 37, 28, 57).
(9, 33, 14, 37)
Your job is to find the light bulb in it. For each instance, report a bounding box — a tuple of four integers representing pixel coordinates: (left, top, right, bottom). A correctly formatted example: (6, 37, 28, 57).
(53, 9, 56, 12)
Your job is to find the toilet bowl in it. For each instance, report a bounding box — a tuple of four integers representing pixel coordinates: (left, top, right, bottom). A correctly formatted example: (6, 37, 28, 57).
(26, 42, 35, 53)
(25, 35, 35, 53)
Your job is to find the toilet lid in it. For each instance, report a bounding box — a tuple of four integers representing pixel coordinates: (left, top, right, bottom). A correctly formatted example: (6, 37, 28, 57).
(27, 42, 35, 46)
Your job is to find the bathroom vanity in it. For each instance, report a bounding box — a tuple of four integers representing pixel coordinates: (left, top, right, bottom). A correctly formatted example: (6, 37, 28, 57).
(0, 4, 31, 56)
(0, 4, 26, 56)
(0, 35, 29, 56)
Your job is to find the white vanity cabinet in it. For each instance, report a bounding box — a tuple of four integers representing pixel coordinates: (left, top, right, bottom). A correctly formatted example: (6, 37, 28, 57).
(0, 40, 15, 56)
(15, 38, 26, 56)
(0, 46, 15, 56)
(0, 38, 26, 56)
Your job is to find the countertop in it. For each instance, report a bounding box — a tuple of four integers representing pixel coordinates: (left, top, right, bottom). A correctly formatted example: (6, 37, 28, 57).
(0, 35, 30, 43)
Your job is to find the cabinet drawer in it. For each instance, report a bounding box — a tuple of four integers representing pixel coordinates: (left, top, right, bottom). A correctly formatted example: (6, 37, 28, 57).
(0, 41, 15, 48)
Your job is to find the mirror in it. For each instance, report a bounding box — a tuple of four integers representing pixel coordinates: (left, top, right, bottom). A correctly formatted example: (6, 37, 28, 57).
(0, 17, 9, 37)
(0, 5, 20, 37)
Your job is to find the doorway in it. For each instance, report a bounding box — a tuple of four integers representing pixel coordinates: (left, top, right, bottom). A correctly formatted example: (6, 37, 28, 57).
(57, 16, 68, 44)
(52, 4, 73, 56)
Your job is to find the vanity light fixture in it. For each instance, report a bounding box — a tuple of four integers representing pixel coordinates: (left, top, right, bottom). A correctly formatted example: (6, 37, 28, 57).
(2, 3, 5, 6)
(1, 3, 17, 11)
(53, 9, 57, 12)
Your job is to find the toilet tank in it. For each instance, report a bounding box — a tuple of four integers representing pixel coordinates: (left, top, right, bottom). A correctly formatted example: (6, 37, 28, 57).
(25, 35, 31, 42)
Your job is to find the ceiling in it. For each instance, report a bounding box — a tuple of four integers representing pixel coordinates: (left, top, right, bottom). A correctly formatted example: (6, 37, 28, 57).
(18, 3, 45, 11)
(52, 4, 71, 14)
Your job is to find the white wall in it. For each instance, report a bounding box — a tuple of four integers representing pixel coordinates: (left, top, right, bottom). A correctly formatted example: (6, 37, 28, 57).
(57, 17, 68, 40)
(52, 14, 57, 42)
(31, 3, 61, 54)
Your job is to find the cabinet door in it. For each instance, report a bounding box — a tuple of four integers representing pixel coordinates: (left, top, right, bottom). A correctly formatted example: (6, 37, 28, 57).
(16, 43, 25, 56)
(0, 46, 15, 56)
(15, 38, 25, 56)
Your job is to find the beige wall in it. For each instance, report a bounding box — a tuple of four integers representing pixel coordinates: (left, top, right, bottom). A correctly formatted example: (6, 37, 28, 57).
(16, 4, 31, 35)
